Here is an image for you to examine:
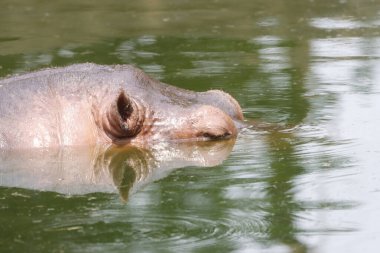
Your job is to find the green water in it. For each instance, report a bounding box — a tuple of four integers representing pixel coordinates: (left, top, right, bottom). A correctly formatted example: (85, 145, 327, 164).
(1, 0, 380, 252)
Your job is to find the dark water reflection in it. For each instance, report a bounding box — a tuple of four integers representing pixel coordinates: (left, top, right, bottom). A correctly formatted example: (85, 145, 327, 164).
(1, 0, 380, 252)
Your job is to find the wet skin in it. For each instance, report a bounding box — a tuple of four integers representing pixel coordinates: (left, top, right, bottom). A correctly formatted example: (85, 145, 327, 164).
(0, 63, 243, 149)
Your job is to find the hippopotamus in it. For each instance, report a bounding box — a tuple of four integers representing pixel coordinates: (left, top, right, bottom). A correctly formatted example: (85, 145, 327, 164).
(0, 63, 243, 149)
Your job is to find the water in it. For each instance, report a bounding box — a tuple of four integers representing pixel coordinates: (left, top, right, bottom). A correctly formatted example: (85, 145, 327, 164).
(1, 0, 380, 252)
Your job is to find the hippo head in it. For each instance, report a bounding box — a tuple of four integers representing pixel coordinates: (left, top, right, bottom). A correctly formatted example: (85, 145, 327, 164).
(98, 67, 243, 144)
(0, 63, 243, 150)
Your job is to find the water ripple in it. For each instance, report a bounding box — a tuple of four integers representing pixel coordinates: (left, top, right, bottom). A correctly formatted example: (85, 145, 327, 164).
(43, 205, 270, 249)
(134, 209, 265, 241)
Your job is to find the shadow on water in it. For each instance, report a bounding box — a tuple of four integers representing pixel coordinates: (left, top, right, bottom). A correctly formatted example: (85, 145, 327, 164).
(262, 9, 310, 253)
(264, 131, 307, 253)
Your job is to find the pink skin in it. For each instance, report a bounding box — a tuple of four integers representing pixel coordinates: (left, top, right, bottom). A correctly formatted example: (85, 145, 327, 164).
(0, 63, 243, 149)
(97, 91, 240, 144)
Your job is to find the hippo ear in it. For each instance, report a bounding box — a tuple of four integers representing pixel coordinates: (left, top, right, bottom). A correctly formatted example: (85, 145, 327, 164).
(117, 91, 134, 121)
(103, 90, 145, 139)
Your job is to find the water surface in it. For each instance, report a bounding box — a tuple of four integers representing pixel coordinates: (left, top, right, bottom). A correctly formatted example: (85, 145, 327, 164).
(1, 0, 380, 252)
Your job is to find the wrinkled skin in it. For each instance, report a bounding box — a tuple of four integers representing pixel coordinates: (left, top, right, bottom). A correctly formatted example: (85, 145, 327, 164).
(0, 63, 243, 149)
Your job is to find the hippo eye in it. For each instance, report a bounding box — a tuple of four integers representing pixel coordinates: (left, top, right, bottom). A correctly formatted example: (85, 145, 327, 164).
(202, 131, 232, 140)
(104, 91, 145, 140)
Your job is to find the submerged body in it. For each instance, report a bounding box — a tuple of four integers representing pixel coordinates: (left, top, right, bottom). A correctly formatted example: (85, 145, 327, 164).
(0, 63, 243, 149)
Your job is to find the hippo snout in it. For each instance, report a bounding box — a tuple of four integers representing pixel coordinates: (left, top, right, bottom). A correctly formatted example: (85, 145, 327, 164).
(187, 105, 238, 141)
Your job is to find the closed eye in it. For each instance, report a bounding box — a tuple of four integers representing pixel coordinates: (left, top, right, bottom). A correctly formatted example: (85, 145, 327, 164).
(202, 131, 232, 140)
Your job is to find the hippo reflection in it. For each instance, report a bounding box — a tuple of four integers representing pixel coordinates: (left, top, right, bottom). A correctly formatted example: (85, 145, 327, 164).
(0, 140, 235, 201)
(0, 63, 243, 149)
